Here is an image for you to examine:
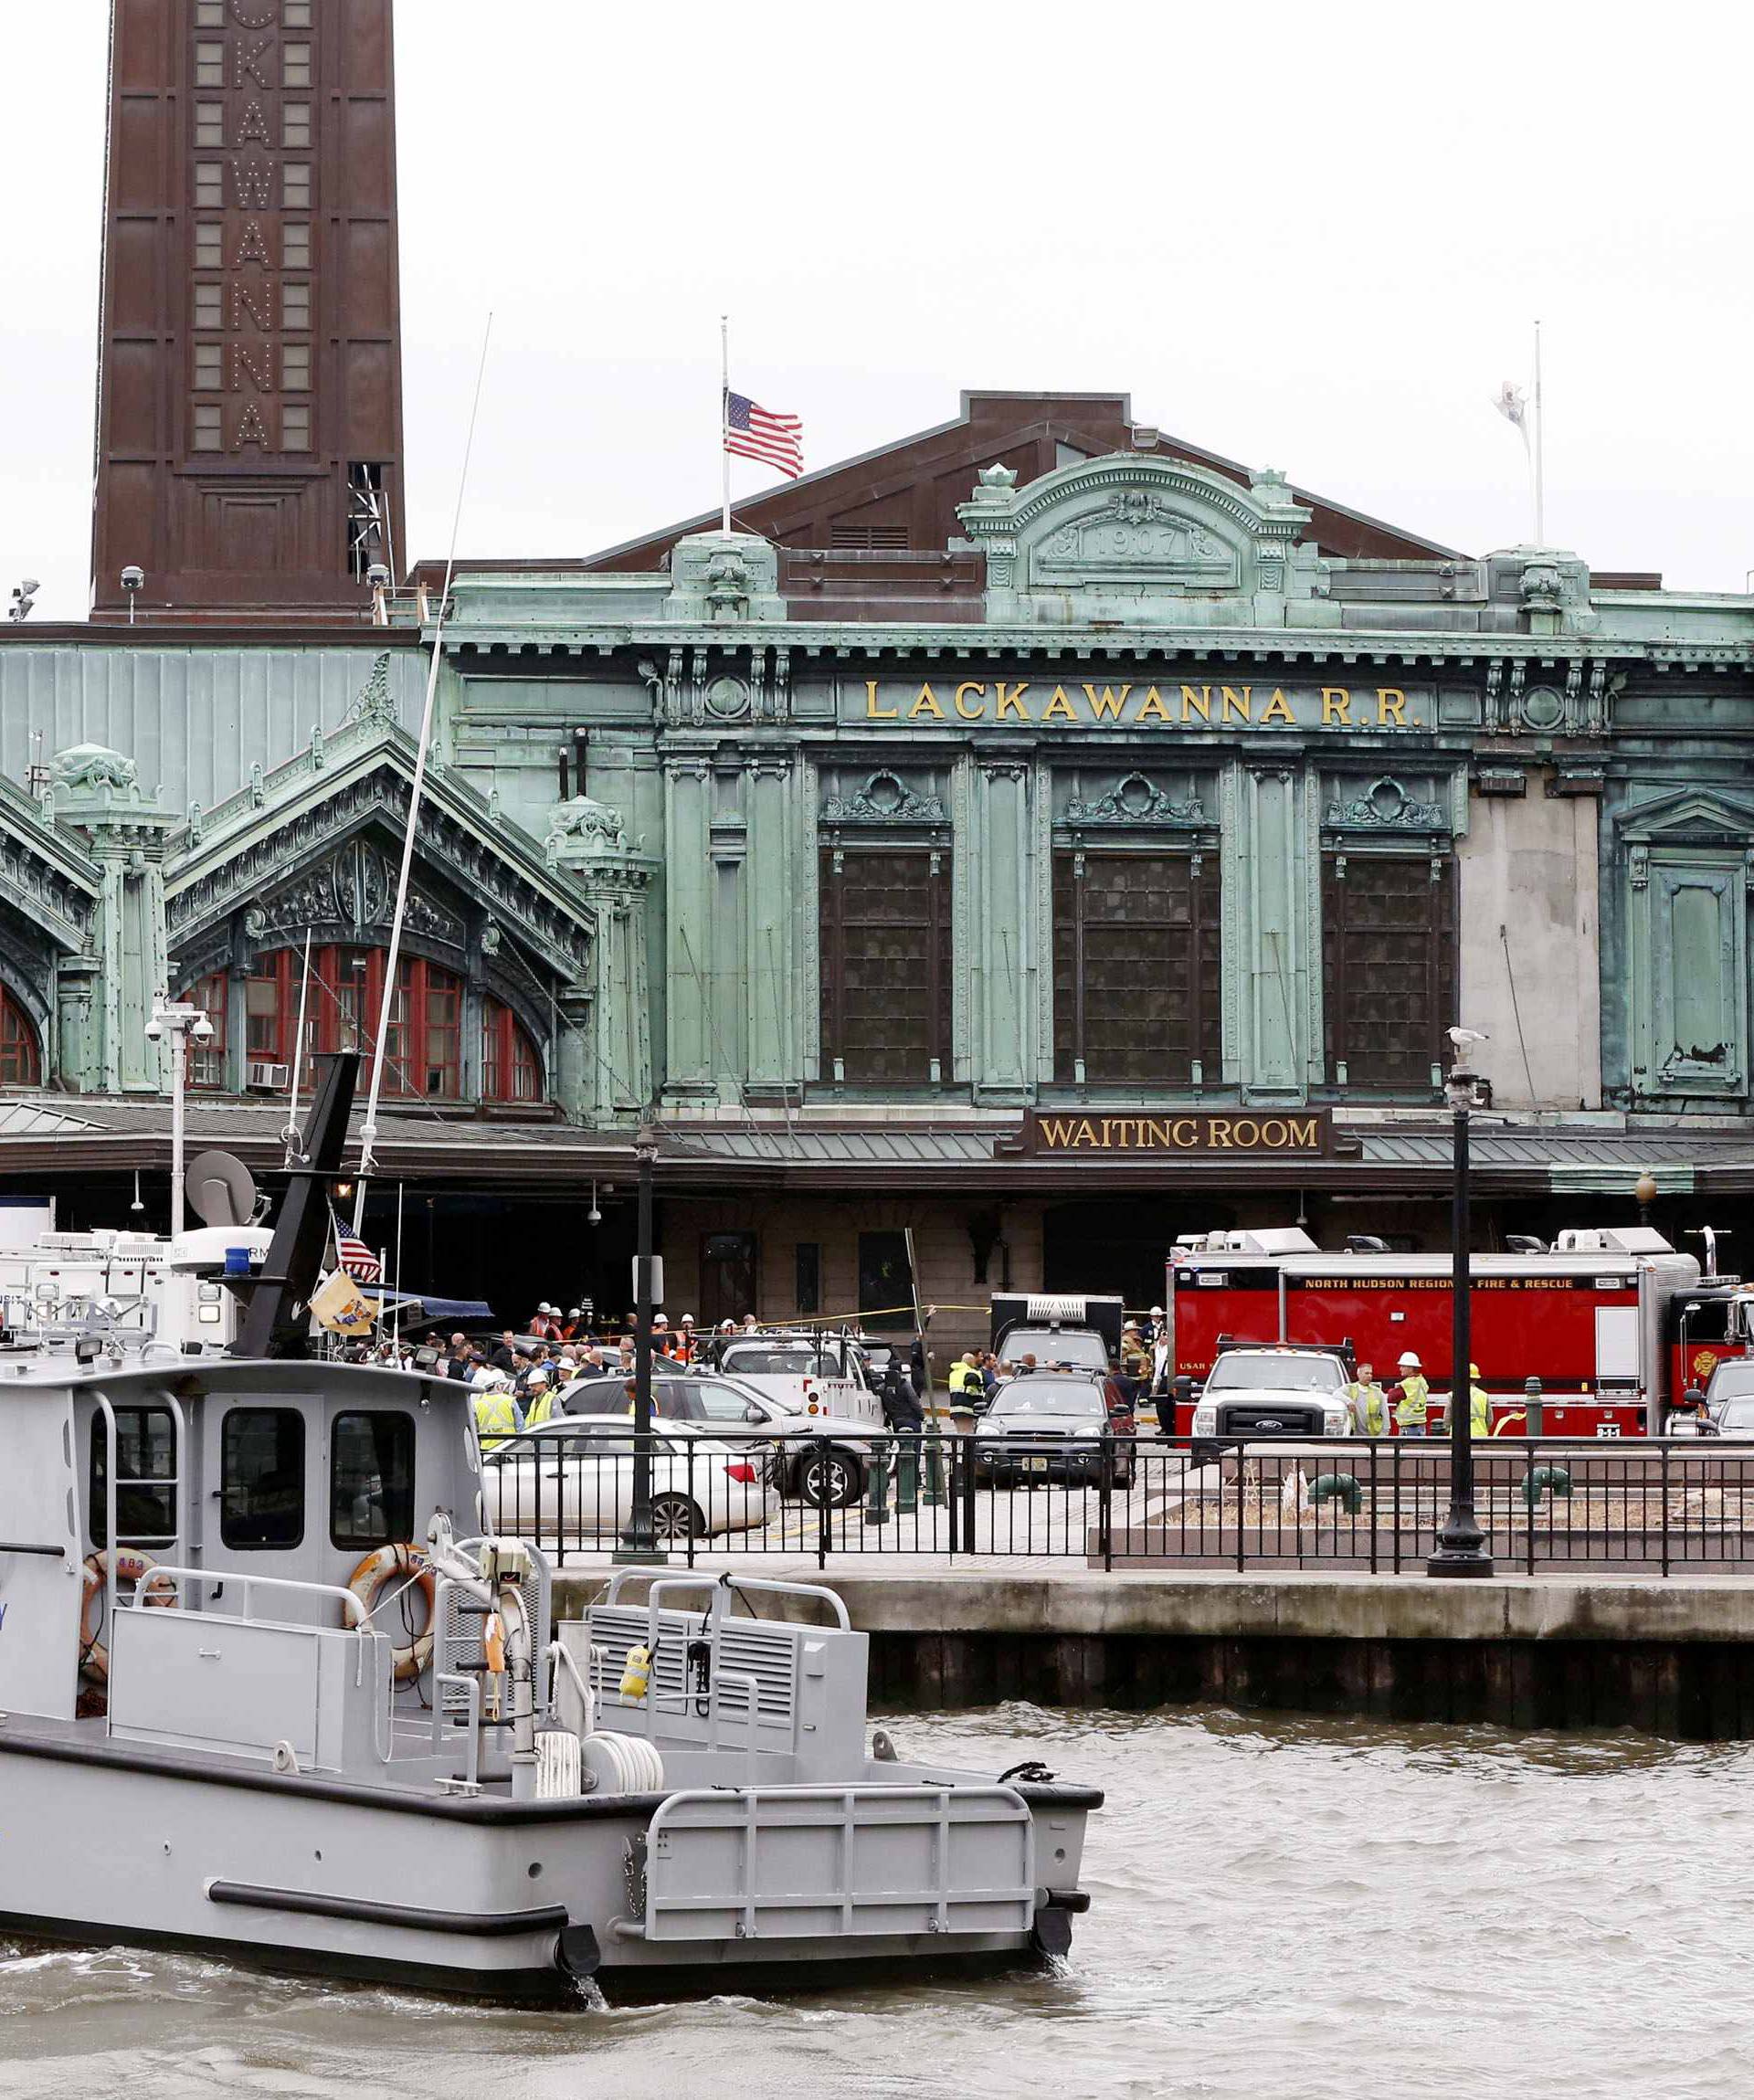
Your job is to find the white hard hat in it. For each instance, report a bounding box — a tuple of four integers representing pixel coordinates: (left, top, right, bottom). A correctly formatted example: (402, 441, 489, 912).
(568, 1306, 583, 1317)
(681, 1313, 696, 1324)
(653, 1313, 669, 1327)
(527, 1368, 549, 1388)
(1398, 1351, 1421, 1368)
(1149, 1305, 1165, 1317)
(720, 1318, 735, 1331)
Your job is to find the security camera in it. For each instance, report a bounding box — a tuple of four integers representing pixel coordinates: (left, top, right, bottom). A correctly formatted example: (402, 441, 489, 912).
(365, 563, 391, 589)
(586, 1207, 602, 1226)
(121, 565, 144, 592)
(144, 1018, 164, 1041)
(6, 579, 38, 623)
(191, 1015, 215, 1044)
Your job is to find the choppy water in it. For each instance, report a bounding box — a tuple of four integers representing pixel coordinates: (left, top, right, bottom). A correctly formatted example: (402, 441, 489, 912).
(4, 1705, 1754, 2100)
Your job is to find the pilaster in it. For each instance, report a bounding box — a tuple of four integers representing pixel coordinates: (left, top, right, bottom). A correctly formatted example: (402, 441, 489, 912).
(971, 754, 1033, 1103)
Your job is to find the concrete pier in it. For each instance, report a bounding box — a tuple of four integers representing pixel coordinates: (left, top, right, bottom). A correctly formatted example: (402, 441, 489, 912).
(553, 1564, 1754, 1740)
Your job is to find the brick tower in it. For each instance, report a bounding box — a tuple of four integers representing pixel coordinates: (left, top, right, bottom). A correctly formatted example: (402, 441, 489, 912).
(90, 0, 405, 622)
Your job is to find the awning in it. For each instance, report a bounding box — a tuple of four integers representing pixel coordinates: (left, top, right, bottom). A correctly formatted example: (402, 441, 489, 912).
(365, 1290, 495, 1325)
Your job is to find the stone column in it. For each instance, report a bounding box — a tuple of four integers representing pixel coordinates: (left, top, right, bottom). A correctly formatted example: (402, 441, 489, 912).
(660, 752, 715, 1102)
(1222, 759, 1316, 1102)
(544, 792, 654, 1123)
(970, 755, 1033, 1103)
(48, 745, 177, 1094)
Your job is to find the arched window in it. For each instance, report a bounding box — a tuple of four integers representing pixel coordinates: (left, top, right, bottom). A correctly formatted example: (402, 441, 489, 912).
(482, 997, 544, 1103)
(238, 947, 465, 1099)
(183, 973, 229, 1090)
(0, 988, 40, 1085)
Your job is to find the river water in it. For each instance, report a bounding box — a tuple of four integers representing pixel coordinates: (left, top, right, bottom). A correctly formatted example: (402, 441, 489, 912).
(4, 1704, 1753, 2100)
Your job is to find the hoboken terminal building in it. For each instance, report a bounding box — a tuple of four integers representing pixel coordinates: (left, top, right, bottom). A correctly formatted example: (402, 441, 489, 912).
(4, 3, 1754, 1345)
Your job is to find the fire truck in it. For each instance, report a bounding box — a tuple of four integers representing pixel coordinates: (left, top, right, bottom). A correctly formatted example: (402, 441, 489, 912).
(1164, 1224, 1750, 1437)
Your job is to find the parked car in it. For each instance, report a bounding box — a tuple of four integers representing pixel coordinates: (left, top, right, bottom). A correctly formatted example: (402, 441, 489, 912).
(481, 1415, 777, 1543)
(1705, 1360, 1754, 1424)
(557, 1369, 874, 1507)
(973, 1371, 1136, 1488)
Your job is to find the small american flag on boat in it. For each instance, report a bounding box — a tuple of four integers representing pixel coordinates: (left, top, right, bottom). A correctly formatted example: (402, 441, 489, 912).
(333, 1220, 383, 1284)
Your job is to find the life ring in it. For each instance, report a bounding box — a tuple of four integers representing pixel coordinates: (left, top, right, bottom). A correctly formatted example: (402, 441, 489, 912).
(346, 1545, 436, 1683)
(79, 1549, 177, 1683)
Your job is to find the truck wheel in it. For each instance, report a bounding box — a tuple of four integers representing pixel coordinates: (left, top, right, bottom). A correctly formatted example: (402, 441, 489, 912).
(796, 1449, 861, 1509)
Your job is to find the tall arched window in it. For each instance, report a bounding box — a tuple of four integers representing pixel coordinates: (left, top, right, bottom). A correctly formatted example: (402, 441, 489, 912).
(235, 947, 464, 1099)
(0, 988, 40, 1085)
(482, 997, 543, 1103)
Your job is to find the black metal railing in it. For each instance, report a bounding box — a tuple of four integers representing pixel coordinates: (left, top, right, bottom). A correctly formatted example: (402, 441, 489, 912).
(478, 1430, 1754, 1576)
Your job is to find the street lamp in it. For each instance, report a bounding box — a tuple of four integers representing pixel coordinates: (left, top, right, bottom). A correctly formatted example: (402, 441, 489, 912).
(1634, 1171, 1658, 1229)
(1428, 1027, 1495, 1579)
(146, 995, 215, 1239)
(614, 1124, 666, 1566)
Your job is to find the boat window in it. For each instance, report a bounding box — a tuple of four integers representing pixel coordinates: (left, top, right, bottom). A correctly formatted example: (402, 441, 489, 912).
(220, 1409, 306, 1550)
(89, 1405, 176, 1547)
(330, 1410, 416, 1548)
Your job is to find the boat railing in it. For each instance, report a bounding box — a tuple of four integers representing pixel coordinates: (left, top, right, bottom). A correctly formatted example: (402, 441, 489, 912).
(113, 1561, 373, 1633)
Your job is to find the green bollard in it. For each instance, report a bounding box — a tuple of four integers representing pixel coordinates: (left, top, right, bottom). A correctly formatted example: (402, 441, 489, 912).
(923, 1420, 946, 1507)
(863, 1440, 891, 1524)
(897, 1436, 919, 1514)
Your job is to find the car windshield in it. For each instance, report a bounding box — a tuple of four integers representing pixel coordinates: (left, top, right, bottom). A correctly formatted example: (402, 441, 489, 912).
(1203, 1354, 1341, 1394)
(990, 1382, 1107, 1419)
(1709, 1365, 1754, 1401)
(723, 1345, 819, 1376)
(997, 1329, 1107, 1371)
(1717, 1399, 1754, 1430)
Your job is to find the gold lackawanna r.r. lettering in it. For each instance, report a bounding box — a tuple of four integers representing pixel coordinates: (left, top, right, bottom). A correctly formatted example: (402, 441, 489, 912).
(861, 681, 1420, 730)
(1023, 1112, 1331, 1156)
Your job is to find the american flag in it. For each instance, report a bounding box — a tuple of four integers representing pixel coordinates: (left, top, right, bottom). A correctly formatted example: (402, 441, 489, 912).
(333, 1222, 383, 1284)
(724, 390, 803, 480)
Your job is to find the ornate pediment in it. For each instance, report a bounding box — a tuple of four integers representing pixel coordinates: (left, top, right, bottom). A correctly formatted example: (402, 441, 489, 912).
(1323, 776, 1447, 833)
(819, 770, 946, 825)
(0, 773, 100, 954)
(956, 452, 1334, 629)
(1618, 786, 1754, 844)
(1062, 772, 1207, 828)
(243, 837, 467, 950)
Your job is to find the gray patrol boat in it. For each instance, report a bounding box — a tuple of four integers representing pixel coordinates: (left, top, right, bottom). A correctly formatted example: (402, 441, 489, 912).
(0, 1057, 1097, 2000)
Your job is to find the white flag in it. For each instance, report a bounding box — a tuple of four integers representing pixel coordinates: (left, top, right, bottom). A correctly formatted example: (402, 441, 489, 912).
(1493, 380, 1528, 433)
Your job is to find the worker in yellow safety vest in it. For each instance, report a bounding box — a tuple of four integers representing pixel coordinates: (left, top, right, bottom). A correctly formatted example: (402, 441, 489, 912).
(1346, 1362, 1389, 1436)
(947, 1353, 981, 1398)
(1392, 1351, 1430, 1436)
(523, 1367, 556, 1429)
(1466, 1364, 1491, 1438)
(472, 1377, 522, 1451)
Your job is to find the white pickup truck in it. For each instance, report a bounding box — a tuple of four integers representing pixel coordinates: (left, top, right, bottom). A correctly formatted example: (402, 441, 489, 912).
(1189, 1345, 1358, 1451)
(712, 1330, 882, 1429)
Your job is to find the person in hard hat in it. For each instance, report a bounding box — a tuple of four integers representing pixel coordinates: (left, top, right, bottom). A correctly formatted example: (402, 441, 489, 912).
(523, 1366, 556, 1428)
(1392, 1351, 1430, 1436)
(1465, 1363, 1492, 1438)
(1346, 1359, 1389, 1437)
(472, 1372, 522, 1452)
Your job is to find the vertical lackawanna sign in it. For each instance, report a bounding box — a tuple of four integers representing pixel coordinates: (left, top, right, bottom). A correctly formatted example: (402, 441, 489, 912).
(1022, 1110, 1333, 1156)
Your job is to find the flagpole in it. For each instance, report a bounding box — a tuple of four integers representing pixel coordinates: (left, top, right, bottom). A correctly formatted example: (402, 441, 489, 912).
(1533, 318, 1545, 546)
(720, 314, 732, 537)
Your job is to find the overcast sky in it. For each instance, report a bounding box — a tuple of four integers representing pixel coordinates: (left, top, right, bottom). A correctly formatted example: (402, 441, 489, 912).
(4, 2, 1750, 621)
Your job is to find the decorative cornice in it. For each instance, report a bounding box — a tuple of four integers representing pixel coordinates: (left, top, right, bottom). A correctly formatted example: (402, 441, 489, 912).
(1062, 772, 1208, 828)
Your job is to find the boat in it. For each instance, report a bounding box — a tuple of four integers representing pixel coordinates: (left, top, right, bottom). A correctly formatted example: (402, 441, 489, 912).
(0, 1053, 1099, 2000)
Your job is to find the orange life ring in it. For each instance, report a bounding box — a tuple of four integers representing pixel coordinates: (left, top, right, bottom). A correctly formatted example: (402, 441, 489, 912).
(79, 1549, 177, 1683)
(346, 1545, 436, 1683)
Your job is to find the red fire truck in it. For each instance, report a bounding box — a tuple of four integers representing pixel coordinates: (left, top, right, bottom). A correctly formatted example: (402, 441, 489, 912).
(1165, 1225, 1749, 1437)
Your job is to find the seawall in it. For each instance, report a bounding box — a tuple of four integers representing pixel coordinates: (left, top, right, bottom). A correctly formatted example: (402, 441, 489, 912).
(552, 1567, 1754, 1741)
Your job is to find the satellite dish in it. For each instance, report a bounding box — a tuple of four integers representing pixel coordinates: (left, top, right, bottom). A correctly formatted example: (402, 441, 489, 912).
(185, 1149, 259, 1229)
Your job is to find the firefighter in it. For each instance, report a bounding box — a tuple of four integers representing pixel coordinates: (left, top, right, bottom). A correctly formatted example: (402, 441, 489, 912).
(1392, 1351, 1430, 1436)
(1347, 1360, 1389, 1436)
(471, 1374, 522, 1451)
(1466, 1364, 1491, 1438)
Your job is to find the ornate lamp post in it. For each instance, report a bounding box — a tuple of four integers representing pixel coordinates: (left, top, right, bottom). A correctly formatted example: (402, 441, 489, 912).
(614, 1124, 666, 1567)
(145, 994, 214, 1239)
(1428, 1029, 1495, 1579)
(1635, 1170, 1658, 1229)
